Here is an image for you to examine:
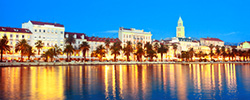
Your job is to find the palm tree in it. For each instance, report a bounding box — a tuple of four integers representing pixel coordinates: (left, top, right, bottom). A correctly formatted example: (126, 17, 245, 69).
(105, 39, 110, 50)
(188, 48, 195, 61)
(221, 46, 226, 61)
(110, 41, 122, 61)
(215, 45, 220, 60)
(157, 44, 166, 61)
(65, 34, 76, 45)
(15, 39, 29, 62)
(172, 43, 178, 57)
(208, 44, 214, 60)
(35, 40, 43, 55)
(53, 44, 62, 57)
(80, 41, 90, 61)
(135, 42, 144, 61)
(24, 45, 35, 60)
(63, 44, 75, 62)
(0, 36, 10, 62)
(153, 42, 159, 51)
(144, 42, 156, 61)
(232, 47, 237, 61)
(96, 45, 106, 61)
(123, 41, 133, 61)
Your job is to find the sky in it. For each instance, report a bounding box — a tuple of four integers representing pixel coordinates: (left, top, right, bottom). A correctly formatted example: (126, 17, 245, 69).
(1, 0, 250, 43)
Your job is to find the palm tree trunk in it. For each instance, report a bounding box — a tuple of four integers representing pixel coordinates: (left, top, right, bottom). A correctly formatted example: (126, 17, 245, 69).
(1, 49, 3, 62)
(160, 53, 162, 61)
(127, 55, 129, 61)
(67, 53, 69, 62)
(83, 51, 86, 62)
(114, 54, 117, 62)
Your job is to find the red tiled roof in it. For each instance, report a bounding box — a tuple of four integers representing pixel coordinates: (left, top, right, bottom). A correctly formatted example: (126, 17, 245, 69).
(65, 32, 86, 39)
(86, 36, 120, 43)
(30, 21, 64, 27)
(153, 40, 159, 42)
(0, 26, 32, 34)
(200, 37, 223, 42)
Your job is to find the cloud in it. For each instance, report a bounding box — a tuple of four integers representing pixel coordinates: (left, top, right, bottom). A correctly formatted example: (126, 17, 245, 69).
(224, 32, 238, 36)
(102, 30, 118, 33)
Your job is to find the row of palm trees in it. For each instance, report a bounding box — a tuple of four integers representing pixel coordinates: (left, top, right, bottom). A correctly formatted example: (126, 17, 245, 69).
(2, 34, 250, 62)
(180, 44, 250, 62)
(0, 36, 35, 62)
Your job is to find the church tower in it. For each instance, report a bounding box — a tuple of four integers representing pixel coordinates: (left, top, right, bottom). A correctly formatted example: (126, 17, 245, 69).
(176, 17, 185, 38)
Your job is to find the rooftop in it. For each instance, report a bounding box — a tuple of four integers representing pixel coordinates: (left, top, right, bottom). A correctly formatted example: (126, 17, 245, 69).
(200, 37, 223, 42)
(86, 36, 120, 43)
(0, 26, 32, 34)
(65, 32, 86, 39)
(30, 21, 64, 27)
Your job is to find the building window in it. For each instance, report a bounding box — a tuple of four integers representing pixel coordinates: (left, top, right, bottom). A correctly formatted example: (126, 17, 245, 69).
(39, 29, 41, 32)
(47, 29, 50, 33)
(10, 42, 12, 45)
(55, 30, 58, 34)
(61, 31, 63, 34)
(51, 30, 54, 33)
(35, 29, 37, 32)
(16, 35, 18, 38)
(34, 36, 37, 38)
(4, 34, 6, 36)
(10, 34, 12, 38)
(22, 35, 24, 38)
(43, 30, 46, 32)
(61, 44, 63, 46)
(39, 36, 41, 38)
(43, 37, 45, 39)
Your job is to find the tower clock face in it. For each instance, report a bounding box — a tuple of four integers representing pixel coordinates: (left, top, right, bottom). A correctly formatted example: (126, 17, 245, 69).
(178, 28, 181, 31)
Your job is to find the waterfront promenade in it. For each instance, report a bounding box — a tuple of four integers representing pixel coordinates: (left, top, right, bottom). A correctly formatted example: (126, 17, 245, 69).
(1, 61, 250, 67)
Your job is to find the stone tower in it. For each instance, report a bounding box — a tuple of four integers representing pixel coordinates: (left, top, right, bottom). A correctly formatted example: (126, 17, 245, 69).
(176, 17, 185, 38)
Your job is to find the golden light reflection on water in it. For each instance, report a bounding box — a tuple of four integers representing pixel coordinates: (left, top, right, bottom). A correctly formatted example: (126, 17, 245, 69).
(0, 63, 250, 99)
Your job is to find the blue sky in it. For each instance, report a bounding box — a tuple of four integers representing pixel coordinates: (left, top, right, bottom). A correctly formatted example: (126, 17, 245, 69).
(1, 0, 250, 43)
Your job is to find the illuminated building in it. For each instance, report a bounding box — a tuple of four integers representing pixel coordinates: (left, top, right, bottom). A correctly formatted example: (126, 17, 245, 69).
(86, 36, 120, 60)
(239, 41, 250, 49)
(200, 37, 224, 47)
(118, 27, 152, 46)
(176, 17, 185, 38)
(163, 17, 200, 58)
(22, 21, 65, 53)
(64, 32, 87, 58)
(0, 26, 32, 60)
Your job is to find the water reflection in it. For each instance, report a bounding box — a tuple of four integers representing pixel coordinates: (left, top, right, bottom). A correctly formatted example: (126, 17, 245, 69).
(0, 64, 250, 99)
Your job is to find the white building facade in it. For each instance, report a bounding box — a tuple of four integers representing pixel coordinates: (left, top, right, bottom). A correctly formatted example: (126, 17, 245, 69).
(118, 27, 152, 47)
(22, 21, 65, 53)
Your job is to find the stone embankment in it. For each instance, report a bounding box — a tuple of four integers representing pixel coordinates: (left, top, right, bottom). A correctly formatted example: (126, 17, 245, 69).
(0, 61, 250, 67)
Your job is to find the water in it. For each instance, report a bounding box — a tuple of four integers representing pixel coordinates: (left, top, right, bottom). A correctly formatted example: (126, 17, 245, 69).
(0, 64, 250, 100)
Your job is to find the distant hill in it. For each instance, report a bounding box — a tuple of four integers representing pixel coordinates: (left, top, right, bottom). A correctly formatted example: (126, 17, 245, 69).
(224, 42, 238, 46)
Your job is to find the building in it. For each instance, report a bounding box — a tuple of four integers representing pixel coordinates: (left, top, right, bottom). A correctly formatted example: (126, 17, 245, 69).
(0, 26, 32, 60)
(86, 36, 120, 60)
(64, 32, 87, 58)
(239, 41, 250, 49)
(22, 21, 65, 53)
(176, 17, 185, 38)
(118, 27, 152, 47)
(200, 37, 224, 47)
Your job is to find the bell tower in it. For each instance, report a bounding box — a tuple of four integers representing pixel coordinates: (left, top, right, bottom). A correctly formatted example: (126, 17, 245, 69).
(176, 17, 185, 38)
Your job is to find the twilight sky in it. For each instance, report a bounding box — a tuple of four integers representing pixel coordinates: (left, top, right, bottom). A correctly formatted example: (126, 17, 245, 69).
(1, 0, 249, 43)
